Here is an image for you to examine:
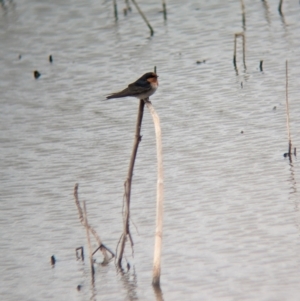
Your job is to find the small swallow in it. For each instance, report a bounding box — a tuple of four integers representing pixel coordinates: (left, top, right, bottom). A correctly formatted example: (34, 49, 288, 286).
(106, 72, 158, 100)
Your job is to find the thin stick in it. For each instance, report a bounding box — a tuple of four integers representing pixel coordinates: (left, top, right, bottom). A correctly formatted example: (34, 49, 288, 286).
(260, 60, 263, 72)
(233, 33, 246, 72)
(83, 201, 95, 278)
(242, 33, 246, 70)
(162, 0, 167, 21)
(278, 0, 283, 16)
(240, 0, 246, 30)
(74, 184, 110, 263)
(143, 99, 164, 287)
(285, 60, 292, 159)
(114, 0, 118, 21)
(117, 99, 145, 269)
(131, 0, 154, 36)
(233, 34, 237, 71)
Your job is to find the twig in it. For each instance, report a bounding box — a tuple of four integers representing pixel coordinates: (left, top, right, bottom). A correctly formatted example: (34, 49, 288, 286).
(114, 0, 118, 21)
(76, 246, 84, 261)
(143, 98, 164, 287)
(233, 32, 246, 73)
(285, 60, 292, 161)
(131, 0, 154, 36)
(117, 99, 145, 269)
(278, 0, 283, 16)
(260, 60, 263, 72)
(162, 0, 167, 21)
(83, 201, 95, 278)
(240, 0, 246, 30)
(74, 184, 110, 263)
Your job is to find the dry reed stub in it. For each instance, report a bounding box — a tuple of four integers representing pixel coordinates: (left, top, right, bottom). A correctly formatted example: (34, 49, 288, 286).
(83, 201, 95, 277)
(131, 0, 154, 36)
(233, 32, 246, 73)
(50, 255, 56, 266)
(260, 60, 263, 71)
(114, 0, 118, 21)
(76, 246, 84, 261)
(162, 0, 167, 21)
(240, 0, 246, 30)
(285, 60, 292, 159)
(49, 55, 53, 63)
(73, 184, 110, 263)
(278, 0, 283, 15)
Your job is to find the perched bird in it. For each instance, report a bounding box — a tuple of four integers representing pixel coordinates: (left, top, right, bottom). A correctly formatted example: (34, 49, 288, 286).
(106, 72, 158, 100)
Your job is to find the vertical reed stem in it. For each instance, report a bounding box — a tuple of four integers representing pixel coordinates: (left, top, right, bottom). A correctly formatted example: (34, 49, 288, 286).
(233, 34, 237, 70)
(144, 99, 164, 287)
(240, 0, 246, 30)
(162, 0, 167, 21)
(114, 0, 118, 21)
(117, 99, 145, 268)
(131, 0, 154, 36)
(83, 201, 95, 278)
(242, 33, 246, 70)
(278, 0, 283, 16)
(285, 60, 292, 158)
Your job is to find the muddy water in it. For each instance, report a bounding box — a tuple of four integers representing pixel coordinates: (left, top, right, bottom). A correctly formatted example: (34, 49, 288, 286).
(1, 0, 300, 300)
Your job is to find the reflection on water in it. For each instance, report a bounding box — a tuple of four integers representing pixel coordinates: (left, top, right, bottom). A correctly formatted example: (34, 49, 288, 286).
(1, 0, 300, 300)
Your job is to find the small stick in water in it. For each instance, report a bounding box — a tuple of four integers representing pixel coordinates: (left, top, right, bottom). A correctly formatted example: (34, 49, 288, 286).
(240, 0, 246, 30)
(49, 55, 53, 63)
(76, 246, 84, 261)
(233, 32, 246, 73)
(114, 0, 118, 21)
(285, 60, 292, 161)
(83, 201, 95, 278)
(278, 0, 283, 16)
(260, 60, 263, 72)
(51, 255, 56, 266)
(162, 0, 167, 21)
(131, 0, 154, 36)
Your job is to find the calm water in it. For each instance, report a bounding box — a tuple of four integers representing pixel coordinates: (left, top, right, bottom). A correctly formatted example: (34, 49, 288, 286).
(1, 0, 300, 300)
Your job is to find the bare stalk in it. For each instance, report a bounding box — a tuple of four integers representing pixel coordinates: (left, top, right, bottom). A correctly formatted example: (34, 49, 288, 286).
(278, 0, 283, 16)
(117, 99, 145, 269)
(131, 0, 154, 36)
(162, 0, 167, 21)
(233, 32, 246, 73)
(83, 201, 95, 279)
(114, 0, 118, 21)
(74, 184, 110, 262)
(285, 60, 292, 159)
(143, 99, 164, 287)
(240, 0, 246, 30)
(233, 34, 237, 71)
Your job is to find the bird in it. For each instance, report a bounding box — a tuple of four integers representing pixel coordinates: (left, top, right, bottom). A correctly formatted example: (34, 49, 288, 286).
(106, 72, 158, 100)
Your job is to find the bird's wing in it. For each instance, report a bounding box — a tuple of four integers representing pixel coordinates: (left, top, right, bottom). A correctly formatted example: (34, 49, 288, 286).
(127, 82, 152, 95)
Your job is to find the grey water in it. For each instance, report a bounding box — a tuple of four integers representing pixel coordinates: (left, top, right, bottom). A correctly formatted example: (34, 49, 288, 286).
(1, 0, 300, 300)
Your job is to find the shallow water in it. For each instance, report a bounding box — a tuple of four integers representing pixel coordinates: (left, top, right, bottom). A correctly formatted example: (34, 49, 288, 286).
(1, 0, 300, 300)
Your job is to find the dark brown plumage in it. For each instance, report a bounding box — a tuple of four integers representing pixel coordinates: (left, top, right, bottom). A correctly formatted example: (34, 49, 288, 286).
(106, 72, 158, 100)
